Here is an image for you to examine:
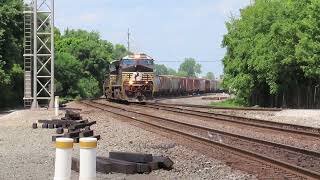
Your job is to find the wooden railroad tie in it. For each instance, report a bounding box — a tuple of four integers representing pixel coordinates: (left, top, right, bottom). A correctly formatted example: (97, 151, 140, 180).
(33, 110, 100, 143)
(71, 152, 174, 174)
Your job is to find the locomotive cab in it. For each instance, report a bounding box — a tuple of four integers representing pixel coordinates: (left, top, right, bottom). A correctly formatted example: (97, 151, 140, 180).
(104, 53, 155, 102)
(121, 54, 154, 101)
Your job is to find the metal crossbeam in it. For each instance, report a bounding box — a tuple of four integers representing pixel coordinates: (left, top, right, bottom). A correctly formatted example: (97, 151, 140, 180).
(23, 0, 55, 108)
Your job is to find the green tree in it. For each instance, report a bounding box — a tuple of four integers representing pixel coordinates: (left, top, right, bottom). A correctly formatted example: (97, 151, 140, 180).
(55, 30, 113, 88)
(55, 29, 125, 99)
(77, 76, 100, 98)
(154, 64, 168, 75)
(167, 68, 177, 76)
(222, 0, 320, 108)
(178, 58, 201, 77)
(155, 64, 177, 76)
(205, 72, 215, 80)
(0, 0, 24, 107)
(112, 44, 127, 60)
(55, 52, 83, 97)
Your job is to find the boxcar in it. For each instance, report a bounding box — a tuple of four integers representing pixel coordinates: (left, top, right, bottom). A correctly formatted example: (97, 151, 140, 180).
(209, 80, 216, 92)
(153, 76, 161, 97)
(205, 80, 210, 93)
(170, 76, 180, 95)
(179, 77, 187, 95)
(194, 79, 200, 94)
(186, 78, 194, 94)
(199, 79, 206, 94)
(158, 76, 171, 95)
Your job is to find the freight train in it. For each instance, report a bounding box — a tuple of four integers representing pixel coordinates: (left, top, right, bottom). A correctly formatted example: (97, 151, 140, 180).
(103, 53, 219, 102)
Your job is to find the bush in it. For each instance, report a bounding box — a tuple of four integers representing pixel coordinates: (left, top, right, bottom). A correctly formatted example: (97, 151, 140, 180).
(77, 76, 100, 98)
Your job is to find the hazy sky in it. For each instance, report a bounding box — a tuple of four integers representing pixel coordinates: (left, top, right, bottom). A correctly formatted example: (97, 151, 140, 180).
(55, 0, 251, 77)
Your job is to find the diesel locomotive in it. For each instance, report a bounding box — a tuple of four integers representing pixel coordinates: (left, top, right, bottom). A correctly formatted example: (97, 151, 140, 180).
(103, 53, 219, 102)
(103, 53, 155, 102)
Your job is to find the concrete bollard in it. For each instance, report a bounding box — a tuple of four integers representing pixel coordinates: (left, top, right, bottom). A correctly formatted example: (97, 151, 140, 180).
(79, 137, 97, 180)
(55, 96, 59, 116)
(54, 138, 74, 180)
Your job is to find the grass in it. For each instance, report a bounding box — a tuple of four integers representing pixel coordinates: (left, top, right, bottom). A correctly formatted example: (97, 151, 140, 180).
(209, 98, 244, 108)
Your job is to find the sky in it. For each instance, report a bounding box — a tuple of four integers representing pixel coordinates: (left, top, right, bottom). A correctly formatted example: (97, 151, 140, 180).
(55, 0, 251, 77)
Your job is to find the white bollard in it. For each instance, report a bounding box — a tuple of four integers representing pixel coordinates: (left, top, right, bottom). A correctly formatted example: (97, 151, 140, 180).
(79, 137, 97, 180)
(55, 96, 59, 116)
(54, 138, 74, 180)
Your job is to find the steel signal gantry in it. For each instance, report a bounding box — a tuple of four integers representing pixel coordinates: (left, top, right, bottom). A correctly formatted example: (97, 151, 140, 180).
(23, 0, 55, 108)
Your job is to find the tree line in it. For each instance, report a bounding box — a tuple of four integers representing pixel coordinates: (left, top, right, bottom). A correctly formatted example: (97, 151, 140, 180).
(155, 58, 215, 80)
(223, 0, 320, 108)
(0, 0, 127, 107)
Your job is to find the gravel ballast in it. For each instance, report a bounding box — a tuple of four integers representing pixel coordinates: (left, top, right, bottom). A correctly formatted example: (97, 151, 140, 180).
(157, 94, 320, 128)
(0, 104, 255, 180)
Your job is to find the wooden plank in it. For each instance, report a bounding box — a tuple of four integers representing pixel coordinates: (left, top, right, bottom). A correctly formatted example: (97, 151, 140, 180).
(52, 135, 64, 142)
(109, 152, 153, 163)
(148, 161, 159, 171)
(79, 130, 94, 137)
(72, 157, 112, 174)
(69, 121, 96, 130)
(56, 127, 64, 134)
(153, 156, 174, 169)
(64, 130, 81, 138)
(98, 157, 137, 174)
(42, 123, 48, 128)
(71, 157, 80, 172)
(136, 163, 151, 174)
(48, 124, 55, 129)
(32, 123, 38, 129)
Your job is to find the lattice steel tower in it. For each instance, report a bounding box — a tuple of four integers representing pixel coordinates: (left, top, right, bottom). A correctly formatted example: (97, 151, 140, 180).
(23, 0, 55, 108)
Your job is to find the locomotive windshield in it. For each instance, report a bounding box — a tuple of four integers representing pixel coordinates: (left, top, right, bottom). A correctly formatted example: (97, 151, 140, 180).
(139, 59, 154, 65)
(122, 59, 135, 66)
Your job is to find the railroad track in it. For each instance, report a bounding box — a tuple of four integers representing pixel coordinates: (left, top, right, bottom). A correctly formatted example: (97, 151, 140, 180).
(81, 100, 320, 179)
(142, 103, 320, 138)
(153, 101, 282, 111)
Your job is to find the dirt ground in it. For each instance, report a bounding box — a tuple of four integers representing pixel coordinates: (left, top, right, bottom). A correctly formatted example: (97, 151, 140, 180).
(155, 93, 230, 106)
(0, 105, 254, 180)
(156, 94, 320, 128)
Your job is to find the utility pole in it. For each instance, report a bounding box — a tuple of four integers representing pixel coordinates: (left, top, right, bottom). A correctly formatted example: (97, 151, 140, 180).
(127, 28, 130, 53)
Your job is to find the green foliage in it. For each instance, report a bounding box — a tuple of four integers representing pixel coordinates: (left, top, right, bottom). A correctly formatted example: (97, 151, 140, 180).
(222, 0, 320, 108)
(210, 98, 243, 108)
(167, 68, 177, 75)
(154, 64, 177, 76)
(155, 58, 203, 77)
(205, 72, 215, 80)
(179, 58, 201, 77)
(0, 62, 10, 86)
(155, 64, 168, 75)
(55, 52, 83, 97)
(55, 29, 127, 99)
(77, 76, 100, 98)
(112, 44, 128, 60)
(175, 70, 188, 77)
(0, 0, 23, 107)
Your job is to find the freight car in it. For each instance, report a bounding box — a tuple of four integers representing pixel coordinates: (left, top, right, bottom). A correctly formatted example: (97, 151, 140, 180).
(103, 53, 219, 102)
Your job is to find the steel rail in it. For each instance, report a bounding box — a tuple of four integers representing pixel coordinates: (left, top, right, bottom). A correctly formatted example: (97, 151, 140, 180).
(152, 101, 282, 111)
(142, 103, 320, 138)
(81, 100, 320, 179)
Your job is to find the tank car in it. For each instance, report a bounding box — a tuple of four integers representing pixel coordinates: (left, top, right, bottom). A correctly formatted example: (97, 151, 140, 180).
(103, 53, 154, 102)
